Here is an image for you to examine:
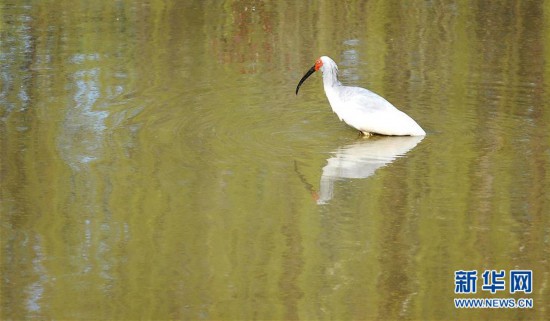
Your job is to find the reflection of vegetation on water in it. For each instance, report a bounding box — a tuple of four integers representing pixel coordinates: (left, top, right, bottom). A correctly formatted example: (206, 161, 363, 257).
(1, 1, 549, 320)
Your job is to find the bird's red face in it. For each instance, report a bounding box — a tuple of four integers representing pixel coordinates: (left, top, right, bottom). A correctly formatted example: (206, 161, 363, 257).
(314, 58, 323, 71)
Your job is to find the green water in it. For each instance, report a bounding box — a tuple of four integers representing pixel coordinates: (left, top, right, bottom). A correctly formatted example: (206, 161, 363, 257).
(1, 1, 549, 320)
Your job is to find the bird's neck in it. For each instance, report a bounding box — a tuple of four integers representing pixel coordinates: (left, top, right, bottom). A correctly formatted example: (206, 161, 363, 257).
(322, 68, 341, 88)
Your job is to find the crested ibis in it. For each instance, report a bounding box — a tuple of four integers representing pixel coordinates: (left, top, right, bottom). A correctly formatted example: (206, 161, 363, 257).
(296, 56, 426, 136)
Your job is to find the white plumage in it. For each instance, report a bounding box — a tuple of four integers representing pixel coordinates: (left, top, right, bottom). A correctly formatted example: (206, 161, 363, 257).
(296, 56, 426, 136)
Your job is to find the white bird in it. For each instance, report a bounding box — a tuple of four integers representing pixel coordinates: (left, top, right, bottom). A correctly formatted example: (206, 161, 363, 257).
(296, 56, 426, 136)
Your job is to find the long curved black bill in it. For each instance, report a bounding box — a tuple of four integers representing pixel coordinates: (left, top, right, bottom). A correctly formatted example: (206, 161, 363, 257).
(295, 65, 316, 95)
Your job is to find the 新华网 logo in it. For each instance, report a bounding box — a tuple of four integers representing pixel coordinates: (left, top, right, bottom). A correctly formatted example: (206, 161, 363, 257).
(453, 269, 533, 309)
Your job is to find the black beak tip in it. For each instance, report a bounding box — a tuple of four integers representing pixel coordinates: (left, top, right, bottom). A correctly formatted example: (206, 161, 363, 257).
(295, 65, 316, 96)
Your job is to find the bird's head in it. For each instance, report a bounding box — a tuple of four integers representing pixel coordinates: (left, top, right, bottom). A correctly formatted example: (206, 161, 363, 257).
(296, 56, 337, 95)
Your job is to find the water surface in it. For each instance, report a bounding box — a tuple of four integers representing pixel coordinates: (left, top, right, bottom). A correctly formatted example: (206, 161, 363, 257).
(1, 1, 549, 320)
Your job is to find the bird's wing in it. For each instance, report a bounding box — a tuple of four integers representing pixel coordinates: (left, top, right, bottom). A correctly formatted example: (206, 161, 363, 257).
(336, 86, 423, 136)
(339, 86, 398, 112)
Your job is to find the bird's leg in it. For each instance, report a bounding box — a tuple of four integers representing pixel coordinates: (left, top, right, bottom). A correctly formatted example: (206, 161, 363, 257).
(359, 131, 373, 138)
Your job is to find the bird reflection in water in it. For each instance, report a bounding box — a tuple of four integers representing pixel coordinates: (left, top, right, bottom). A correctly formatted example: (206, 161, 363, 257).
(296, 136, 424, 204)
